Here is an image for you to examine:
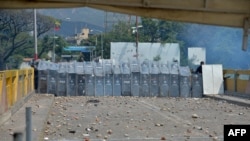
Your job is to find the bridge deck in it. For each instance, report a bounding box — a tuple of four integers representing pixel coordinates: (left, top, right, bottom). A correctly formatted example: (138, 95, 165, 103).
(0, 94, 250, 141)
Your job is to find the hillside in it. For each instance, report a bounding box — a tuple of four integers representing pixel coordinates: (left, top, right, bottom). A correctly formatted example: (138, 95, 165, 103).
(38, 7, 105, 27)
(38, 7, 135, 36)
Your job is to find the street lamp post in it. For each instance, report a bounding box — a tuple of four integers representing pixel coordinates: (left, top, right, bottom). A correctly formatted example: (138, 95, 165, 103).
(131, 16, 143, 60)
(101, 33, 103, 59)
(33, 9, 38, 61)
(53, 32, 55, 62)
(52, 35, 58, 62)
(91, 29, 103, 59)
(136, 16, 138, 59)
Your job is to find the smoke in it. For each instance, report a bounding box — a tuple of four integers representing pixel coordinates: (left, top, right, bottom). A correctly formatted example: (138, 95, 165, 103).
(182, 23, 250, 69)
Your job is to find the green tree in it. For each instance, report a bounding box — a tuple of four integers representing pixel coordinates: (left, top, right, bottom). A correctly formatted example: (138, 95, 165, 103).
(140, 18, 159, 42)
(0, 9, 55, 70)
(140, 18, 187, 65)
(140, 18, 185, 43)
(39, 35, 68, 61)
(102, 18, 186, 63)
(103, 21, 135, 59)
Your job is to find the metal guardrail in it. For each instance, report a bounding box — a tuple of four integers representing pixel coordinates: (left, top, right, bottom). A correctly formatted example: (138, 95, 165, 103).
(223, 69, 250, 94)
(0, 68, 34, 117)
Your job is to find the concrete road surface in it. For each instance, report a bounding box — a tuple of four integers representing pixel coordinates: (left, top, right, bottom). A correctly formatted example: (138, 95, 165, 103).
(42, 96, 250, 141)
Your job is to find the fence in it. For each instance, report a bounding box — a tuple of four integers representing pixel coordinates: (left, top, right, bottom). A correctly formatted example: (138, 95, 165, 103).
(0, 68, 34, 123)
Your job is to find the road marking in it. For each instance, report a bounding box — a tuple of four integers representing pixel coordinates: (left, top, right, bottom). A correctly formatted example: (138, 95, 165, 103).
(138, 100, 192, 126)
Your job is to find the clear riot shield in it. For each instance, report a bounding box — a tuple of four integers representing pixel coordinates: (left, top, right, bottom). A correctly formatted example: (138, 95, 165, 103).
(37, 61, 48, 94)
(94, 62, 104, 96)
(130, 60, 140, 96)
(121, 62, 131, 96)
(47, 62, 58, 95)
(67, 62, 76, 96)
(57, 63, 67, 96)
(169, 66, 180, 97)
(159, 64, 170, 97)
(112, 65, 121, 96)
(140, 62, 150, 97)
(104, 60, 113, 96)
(179, 66, 191, 98)
(150, 62, 160, 97)
(75, 62, 85, 96)
(191, 74, 203, 98)
(84, 62, 95, 96)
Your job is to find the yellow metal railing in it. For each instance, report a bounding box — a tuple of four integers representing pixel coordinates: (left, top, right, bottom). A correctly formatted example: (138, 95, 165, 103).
(0, 68, 34, 116)
(223, 69, 236, 92)
(223, 69, 250, 94)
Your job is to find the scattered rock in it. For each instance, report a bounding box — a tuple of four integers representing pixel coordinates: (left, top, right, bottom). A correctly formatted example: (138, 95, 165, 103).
(84, 138, 90, 141)
(192, 114, 199, 118)
(107, 129, 112, 134)
(96, 134, 102, 138)
(161, 108, 167, 111)
(124, 134, 129, 137)
(47, 121, 51, 125)
(69, 130, 76, 134)
(213, 136, 218, 141)
(155, 123, 164, 127)
(195, 126, 202, 130)
(56, 125, 61, 128)
(85, 128, 91, 132)
(36, 104, 40, 108)
(161, 136, 166, 140)
(187, 129, 192, 133)
(83, 133, 90, 137)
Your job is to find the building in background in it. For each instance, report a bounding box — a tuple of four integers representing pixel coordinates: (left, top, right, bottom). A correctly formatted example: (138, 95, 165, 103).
(65, 28, 90, 45)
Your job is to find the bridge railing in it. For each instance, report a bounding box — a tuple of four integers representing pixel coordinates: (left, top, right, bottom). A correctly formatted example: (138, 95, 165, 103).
(0, 68, 34, 118)
(223, 69, 250, 94)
